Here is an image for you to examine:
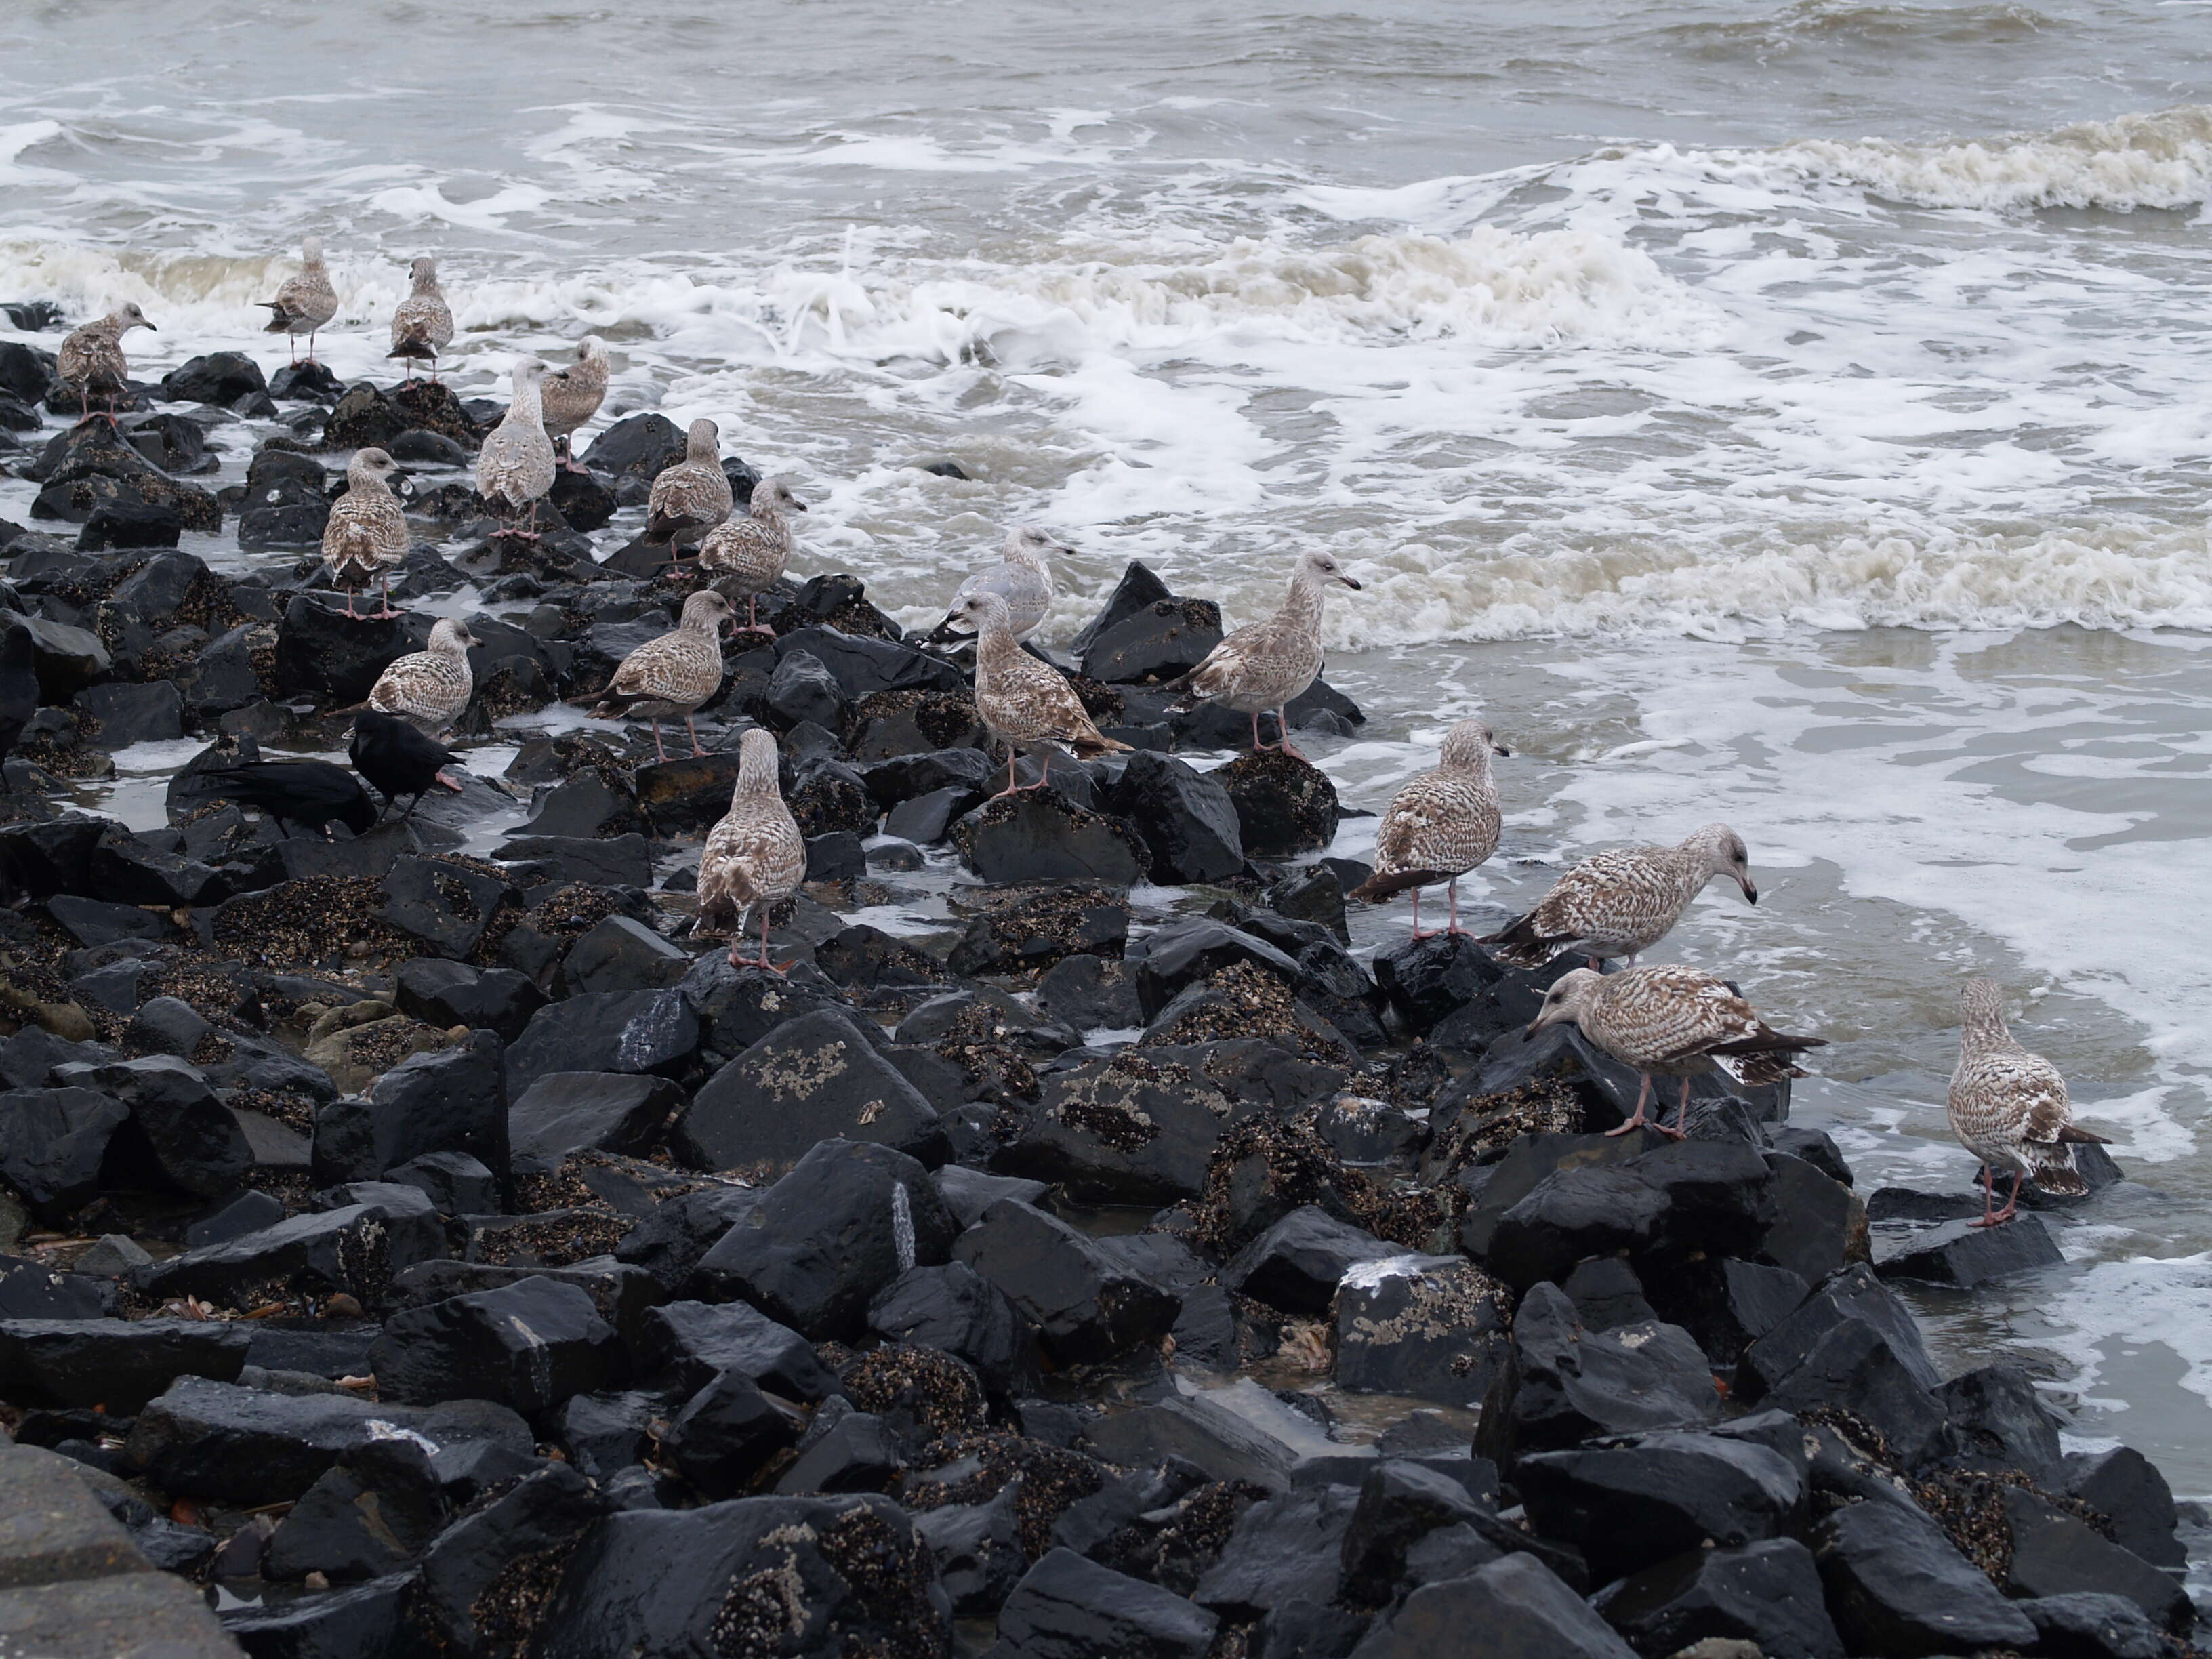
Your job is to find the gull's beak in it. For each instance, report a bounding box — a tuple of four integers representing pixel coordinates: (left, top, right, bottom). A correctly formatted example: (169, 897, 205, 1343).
(791, 497, 810, 512)
(1492, 743, 1513, 758)
(1740, 876, 1759, 905)
(1338, 574, 1363, 590)
(1521, 1019, 1540, 1042)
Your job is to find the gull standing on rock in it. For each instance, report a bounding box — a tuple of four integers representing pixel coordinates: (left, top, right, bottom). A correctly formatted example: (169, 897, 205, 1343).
(587, 589, 734, 761)
(699, 478, 806, 636)
(954, 591, 1132, 796)
(540, 337, 608, 472)
(1527, 966, 1825, 1139)
(323, 448, 410, 619)
(695, 727, 806, 972)
(1950, 978, 2109, 1227)
(647, 419, 735, 571)
(1481, 824, 1758, 970)
(476, 359, 557, 541)
(930, 525, 1067, 644)
(387, 257, 453, 382)
(56, 303, 155, 425)
(1352, 717, 1512, 939)
(258, 235, 338, 365)
(367, 617, 478, 735)
(1168, 550, 1361, 760)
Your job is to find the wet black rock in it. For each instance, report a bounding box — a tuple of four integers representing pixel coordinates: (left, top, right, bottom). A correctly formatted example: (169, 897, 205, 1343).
(1191, 1483, 1359, 1618)
(2016, 1593, 2167, 1659)
(504, 985, 699, 1097)
(0, 1254, 119, 1319)
(995, 1546, 1217, 1659)
(273, 596, 425, 703)
(76, 497, 183, 550)
(914, 1478, 1026, 1616)
(263, 1438, 446, 1584)
(581, 413, 686, 479)
(127, 1374, 533, 1502)
(561, 914, 690, 995)
(1475, 1283, 1719, 1469)
(392, 957, 546, 1043)
(0, 1316, 251, 1411)
(161, 352, 268, 405)
(0, 339, 56, 401)
(271, 361, 344, 403)
(658, 1369, 809, 1497)
(636, 1297, 837, 1401)
(953, 1198, 1180, 1364)
(1351, 1554, 1633, 1659)
(997, 1051, 1239, 1206)
(674, 1008, 943, 1176)
(947, 884, 1130, 978)
(867, 1263, 1033, 1399)
(1594, 1538, 1844, 1659)
(1810, 1498, 2037, 1656)
(2059, 1444, 2184, 1571)
(75, 680, 184, 747)
(548, 466, 617, 532)
(0, 1086, 130, 1221)
(220, 1571, 421, 1657)
(956, 791, 1150, 886)
(1874, 1212, 2063, 1286)
(1221, 1205, 1395, 1317)
(68, 1052, 250, 1199)
(508, 1071, 681, 1174)
(1736, 1263, 1948, 1467)
(1514, 1430, 1805, 1582)
(1214, 750, 1338, 857)
(415, 1461, 609, 1656)
(1370, 933, 1505, 1035)
(1033, 952, 1144, 1032)
(371, 1273, 623, 1413)
(691, 1140, 956, 1340)
(1333, 1255, 1513, 1407)
(311, 1033, 509, 1193)
(135, 1197, 446, 1309)
(1094, 751, 1244, 882)
(1999, 1484, 2193, 1632)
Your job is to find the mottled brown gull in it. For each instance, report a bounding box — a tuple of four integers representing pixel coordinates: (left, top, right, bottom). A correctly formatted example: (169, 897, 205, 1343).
(586, 588, 733, 761)
(1950, 977, 2109, 1226)
(699, 478, 807, 636)
(322, 447, 409, 619)
(1351, 716, 1512, 938)
(1527, 964, 1824, 1139)
(56, 303, 154, 425)
(931, 525, 1067, 644)
(367, 617, 478, 734)
(1481, 824, 1757, 970)
(1168, 550, 1361, 759)
(476, 359, 557, 541)
(695, 726, 806, 971)
(647, 418, 735, 573)
(258, 235, 338, 364)
(541, 337, 608, 472)
(953, 591, 1132, 796)
(387, 257, 453, 382)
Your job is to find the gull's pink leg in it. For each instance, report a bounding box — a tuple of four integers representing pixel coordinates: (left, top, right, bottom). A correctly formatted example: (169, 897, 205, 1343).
(1605, 1074, 1655, 1137)
(687, 716, 709, 758)
(1275, 708, 1309, 762)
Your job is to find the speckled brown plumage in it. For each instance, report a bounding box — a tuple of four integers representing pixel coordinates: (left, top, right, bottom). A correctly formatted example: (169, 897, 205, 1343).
(1949, 977, 2108, 1223)
(699, 478, 806, 633)
(588, 588, 731, 760)
(1528, 964, 1824, 1136)
(539, 337, 608, 468)
(696, 727, 806, 969)
(1481, 823, 1758, 970)
(322, 448, 409, 619)
(1169, 549, 1361, 758)
(647, 418, 734, 554)
(1353, 716, 1509, 937)
(476, 359, 556, 533)
(56, 304, 154, 420)
(258, 235, 338, 361)
(387, 257, 453, 379)
(367, 617, 478, 733)
(954, 591, 1131, 795)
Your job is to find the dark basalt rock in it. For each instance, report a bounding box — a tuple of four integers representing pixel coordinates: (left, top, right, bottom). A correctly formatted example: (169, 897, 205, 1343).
(997, 1050, 1241, 1206)
(636, 1297, 837, 1401)
(76, 497, 183, 550)
(1193, 1483, 1359, 1617)
(163, 352, 268, 405)
(1594, 1538, 1845, 1659)
(311, 1032, 510, 1195)
(273, 596, 426, 703)
(560, 914, 690, 995)
(1736, 1263, 1948, 1467)
(1223, 1206, 1396, 1317)
(535, 1493, 946, 1659)
(2015, 1593, 2167, 1659)
(126, 1374, 534, 1502)
(1999, 1484, 2194, 1633)
(393, 957, 546, 1043)
(66, 1052, 250, 1198)
(1810, 1498, 2037, 1657)
(1214, 749, 1338, 858)
(0, 339, 56, 401)
(1332, 1255, 1513, 1407)
(674, 1008, 944, 1176)
(415, 1461, 610, 1656)
(134, 1198, 446, 1309)
(867, 1263, 1033, 1399)
(263, 1438, 447, 1584)
(659, 1369, 808, 1497)
(371, 1273, 624, 1413)
(914, 1479, 1026, 1616)
(1474, 1283, 1719, 1469)
(1874, 1212, 2063, 1286)
(1370, 932, 1507, 1034)
(0, 1316, 251, 1411)
(1513, 1431, 1805, 1581)
(504, 986, 699, 1098)
(1033, 952, 1144, 1032)
(271, 361, 344, 403)
(1094, 750, 1244, 883)
(508, 1071, 681, 1174)
(955, 790, 1150, 886)
(581, 412, 687, 479)
(690, 1139, 957, 1340)
(548, 466, 617, 531)
(1078, 589, 1223, 685)
(995, 1546, 1218, 1659)
(75, 680, 185, 748)
(0, 1254, 119, 1319)
(1350, 1554, 1633, 1659)
(0, 1086, 131, 1221)
(954, 1198, 1181, 1365)
(2059, 1444, 2184, 1570)
(220, 1572, 422, 1657)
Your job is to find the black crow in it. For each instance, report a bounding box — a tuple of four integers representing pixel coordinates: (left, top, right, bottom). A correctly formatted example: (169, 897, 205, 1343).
(349, 712, 464, 821)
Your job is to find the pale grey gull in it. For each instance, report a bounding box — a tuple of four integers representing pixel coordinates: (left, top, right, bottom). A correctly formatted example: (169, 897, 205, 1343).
(258, 234, 338, 364)
(695, 727, 806, 970)
(930, 525, 1067, 644)
(952, 591, 1132, 796)
(476, 359, 557, 540)
(387, 256, 453, 382)
(698, 478, 806, 636)
(1167, 549, 1361, 759)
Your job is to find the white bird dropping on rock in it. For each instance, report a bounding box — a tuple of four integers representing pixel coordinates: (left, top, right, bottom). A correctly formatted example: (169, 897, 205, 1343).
(1525, 964, 1825, 1139)
(1949, 977, 2109, 1226)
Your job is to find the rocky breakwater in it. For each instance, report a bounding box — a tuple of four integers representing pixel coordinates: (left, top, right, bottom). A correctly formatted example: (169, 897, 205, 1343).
(0, 378, 2196, 1656)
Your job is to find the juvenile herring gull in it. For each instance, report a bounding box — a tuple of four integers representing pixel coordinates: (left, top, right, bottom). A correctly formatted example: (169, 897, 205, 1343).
(1950, 977, 2109, 1226)
(1481, 824, 1757, 970)
(695, 726, 806, 971)
(322, 447, 410, 619)
(1168, 550, 1361, 760)
(647, 418, 735, 571)
(1527, 965, 1824, 1139)
(367, 617, 478, 734)
(1351, 717, 1512, 938)
(387, 257, 453, 381)
(349, 712, 463, 822)
(476, 359, 557, 540)
(698, 478, 807, 636)
(587, 588, 733, 761)
(258, 235, 339, 364)
(56, 303, 155, 425)
(953, 591, 1132, 796)
(540, 337, 608, 472)
(930, 525, 1067, 644)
